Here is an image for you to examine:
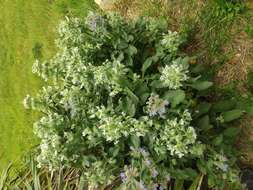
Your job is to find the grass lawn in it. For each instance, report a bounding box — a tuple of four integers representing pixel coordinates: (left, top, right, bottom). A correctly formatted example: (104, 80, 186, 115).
(0, 0, 95, 171)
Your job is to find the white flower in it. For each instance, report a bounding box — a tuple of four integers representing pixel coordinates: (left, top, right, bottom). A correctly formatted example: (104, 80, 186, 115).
(51, 135, 60, 148)
(155, 112, 201, 158)
(23, 95, 31, 109)
(32, 59, 40, 74)
(160, 62, 189, 89)
(23, 94, 35, 109)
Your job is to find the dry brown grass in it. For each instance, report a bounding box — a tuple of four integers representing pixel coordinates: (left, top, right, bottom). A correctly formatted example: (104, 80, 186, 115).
(113, 0, 141, 19)
(214, 31, 253, 91)
(111, 0, 204, 25)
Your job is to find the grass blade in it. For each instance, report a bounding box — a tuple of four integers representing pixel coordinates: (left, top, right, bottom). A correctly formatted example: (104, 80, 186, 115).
(0, 163, 12, 190)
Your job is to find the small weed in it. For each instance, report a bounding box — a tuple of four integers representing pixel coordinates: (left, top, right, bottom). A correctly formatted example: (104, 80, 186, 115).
(32, 42, 43, 60)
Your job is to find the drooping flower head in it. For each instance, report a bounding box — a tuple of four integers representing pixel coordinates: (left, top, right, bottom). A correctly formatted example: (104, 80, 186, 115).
(146, 94, 169, 118)
(85, 11, 105, 31)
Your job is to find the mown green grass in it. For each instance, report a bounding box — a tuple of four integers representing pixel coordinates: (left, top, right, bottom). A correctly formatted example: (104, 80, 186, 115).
(0, 0, 95, 171)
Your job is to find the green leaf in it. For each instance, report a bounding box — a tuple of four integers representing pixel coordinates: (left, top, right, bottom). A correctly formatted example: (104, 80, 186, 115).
(195, 102, 211, 117)
(118, 41, 128, 49)
(212, 135, 223, 146)
(197, 115, 213, 131)
(245, 105, 253, 116)
(188, 174, 204, 190)
(223, 127, 241, 137)
(171, 168, 198, 180)
(152, 55, 159, 62)
(125, 88, 139, 104)
(117, 77, 131, 88)
(128, 100, 136, 117)
(128, 45, 137, 56)
(191, 64, 207, 74)
(179, 57, 190, 69)
(130, 135, 140, 148)
(197, 160, 207, 174)
(208, 174, 216, 188)
(212, 100, 236, 112)
(174, 179, 184, 190)
(247, 69, 253, 84)
(122, 97, 136, 117)
(237, 99, 253, 116)
(134, 82, 149, 96)
(140, 93, 150, 105)
(141, 58, 153, 76)
(150, 80, 166, 88)
(191, 81, 213, 91)
(163, 90, 185, 108)
(221, 109, 243, 122)
(117, 52, 124, 61)
(127, 35, 134, 42)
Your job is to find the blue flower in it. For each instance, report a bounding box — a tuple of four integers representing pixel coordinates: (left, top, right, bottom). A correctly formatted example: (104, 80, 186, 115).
(120, 172, 127, 182)
(139, 147, 149, 157)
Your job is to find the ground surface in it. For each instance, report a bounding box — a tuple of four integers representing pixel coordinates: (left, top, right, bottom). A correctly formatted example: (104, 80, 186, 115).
(0, 0, 95, 171)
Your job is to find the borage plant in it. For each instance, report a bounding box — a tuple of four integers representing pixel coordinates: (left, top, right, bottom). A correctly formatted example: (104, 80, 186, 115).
(24, 12, 245, 189)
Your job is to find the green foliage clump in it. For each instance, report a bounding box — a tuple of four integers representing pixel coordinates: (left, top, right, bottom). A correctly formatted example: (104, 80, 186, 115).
(24, 12, 246, 189)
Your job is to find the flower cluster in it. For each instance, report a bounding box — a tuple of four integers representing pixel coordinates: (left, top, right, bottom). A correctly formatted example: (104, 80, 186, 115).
(90, 107, 152, 144)
(151, 110, 204, 158)
(158, 118, 203, 157)
(160, 60, 189, 89)
(25, 12, 243, 189)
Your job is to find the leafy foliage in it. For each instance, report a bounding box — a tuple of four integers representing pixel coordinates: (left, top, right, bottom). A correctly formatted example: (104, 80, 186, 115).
(24, 12, 246, 189)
